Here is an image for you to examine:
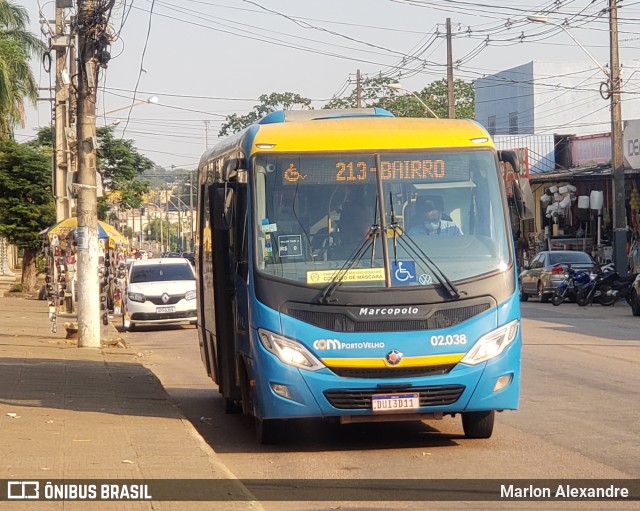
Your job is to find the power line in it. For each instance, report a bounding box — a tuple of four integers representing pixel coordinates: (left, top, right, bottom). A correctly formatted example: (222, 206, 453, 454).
(121, 0, 155, 137)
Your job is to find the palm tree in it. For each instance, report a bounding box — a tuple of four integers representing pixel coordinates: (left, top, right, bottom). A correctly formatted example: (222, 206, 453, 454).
(0, 0, 45, 138)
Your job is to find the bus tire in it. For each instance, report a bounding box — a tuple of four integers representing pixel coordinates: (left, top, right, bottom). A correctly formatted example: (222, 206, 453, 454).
(223, 397, 242, 414)
(462, 410, 495, 439)
(255, 417, 279, 444)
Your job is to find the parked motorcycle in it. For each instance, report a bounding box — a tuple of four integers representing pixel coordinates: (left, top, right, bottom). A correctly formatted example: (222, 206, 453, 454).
(594, 271, 636, 306)
(551, 264, 592, 306)
(576, 265, 635, 306)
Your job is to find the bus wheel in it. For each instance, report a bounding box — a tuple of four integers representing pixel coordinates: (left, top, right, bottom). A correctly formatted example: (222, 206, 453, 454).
(223, 397, 242, 414)
(462, 410, 494, 439)
(255, 417, 280, 444)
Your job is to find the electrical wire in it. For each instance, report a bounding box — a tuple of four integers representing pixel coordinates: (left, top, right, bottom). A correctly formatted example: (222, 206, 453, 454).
(121, 0, 155, 137)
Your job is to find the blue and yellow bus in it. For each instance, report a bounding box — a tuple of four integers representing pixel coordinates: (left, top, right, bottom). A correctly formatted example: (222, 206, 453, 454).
(195, 108, 526, 443)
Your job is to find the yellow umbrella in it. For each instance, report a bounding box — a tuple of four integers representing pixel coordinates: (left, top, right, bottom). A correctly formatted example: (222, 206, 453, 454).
(46, 217, 129, 248)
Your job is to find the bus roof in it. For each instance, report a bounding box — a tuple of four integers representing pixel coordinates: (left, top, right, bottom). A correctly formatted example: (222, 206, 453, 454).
(199, 113, 495, 168)
(251, 117, 493, 153)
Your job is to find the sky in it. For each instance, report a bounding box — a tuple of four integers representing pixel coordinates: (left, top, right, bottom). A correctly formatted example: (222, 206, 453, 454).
(19, 0, 640, 172)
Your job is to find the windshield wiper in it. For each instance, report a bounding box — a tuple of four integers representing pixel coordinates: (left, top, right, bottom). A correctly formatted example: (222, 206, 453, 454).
(392, 226, 462, 300)
(387, 194, 459, 299)
(319, 225, 380, 304)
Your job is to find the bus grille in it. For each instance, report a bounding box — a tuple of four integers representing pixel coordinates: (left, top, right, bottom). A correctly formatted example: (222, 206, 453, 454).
(328, 365, 455, 379)
(324, 385, 465, 410)
(287, 304, 490, 332)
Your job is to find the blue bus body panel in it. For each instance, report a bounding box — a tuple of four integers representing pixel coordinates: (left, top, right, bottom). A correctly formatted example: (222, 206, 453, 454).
(246, 291, 521, 420)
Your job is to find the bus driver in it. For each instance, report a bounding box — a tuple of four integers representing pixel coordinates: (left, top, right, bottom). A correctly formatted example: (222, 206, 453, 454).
(408, 199, 462, 236)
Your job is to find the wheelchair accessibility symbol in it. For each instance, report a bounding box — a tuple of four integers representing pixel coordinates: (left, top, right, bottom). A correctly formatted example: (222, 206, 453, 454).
(391, 261, 417, 285)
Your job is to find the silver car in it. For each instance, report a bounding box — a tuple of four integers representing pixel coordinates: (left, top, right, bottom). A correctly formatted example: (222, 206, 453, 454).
(123, 258, 197, 331)
(519, 250, 597, 303)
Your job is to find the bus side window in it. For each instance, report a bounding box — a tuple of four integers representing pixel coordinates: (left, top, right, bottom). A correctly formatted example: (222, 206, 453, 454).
(234, 184, 249, 280)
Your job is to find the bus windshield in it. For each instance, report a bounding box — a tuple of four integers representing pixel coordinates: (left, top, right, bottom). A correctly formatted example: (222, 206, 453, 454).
(253, 149, 510, 288)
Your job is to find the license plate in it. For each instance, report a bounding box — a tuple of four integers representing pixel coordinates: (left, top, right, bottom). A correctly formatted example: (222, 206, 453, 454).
(156, 306, 176, 313)
(371, 392, 420, 412)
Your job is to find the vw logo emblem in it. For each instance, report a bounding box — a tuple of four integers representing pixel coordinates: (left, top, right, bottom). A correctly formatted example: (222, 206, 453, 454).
(385, 350, 403, 365)
(418, 274, 433, 285)
(161, 293, 170, 304)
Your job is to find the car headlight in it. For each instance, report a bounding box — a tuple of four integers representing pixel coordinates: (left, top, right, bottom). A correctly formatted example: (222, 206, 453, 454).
(185, 290, 196, 300)
(461, 319, 519, 365)
(257, 329, 324, 371)
(127, 292, 146, 303)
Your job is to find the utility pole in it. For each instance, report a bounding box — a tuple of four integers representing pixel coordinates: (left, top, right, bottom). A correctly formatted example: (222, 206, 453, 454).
(76, 0, 102, 347)
(204, 120, 210, 148)
(446, 18, 455, 119)
(189, 172, 194, 251)
(356, 69, 362, 108)
(609, 0, 627, 276)
(165, 188, 170, 251)
(53, 2, 71, 221)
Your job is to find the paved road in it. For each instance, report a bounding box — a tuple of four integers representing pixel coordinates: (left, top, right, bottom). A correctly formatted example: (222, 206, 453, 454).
(120, 301, 640, 510)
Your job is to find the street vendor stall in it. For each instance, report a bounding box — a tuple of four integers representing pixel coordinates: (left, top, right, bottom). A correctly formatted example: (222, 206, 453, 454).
(41, 218, 128, 333)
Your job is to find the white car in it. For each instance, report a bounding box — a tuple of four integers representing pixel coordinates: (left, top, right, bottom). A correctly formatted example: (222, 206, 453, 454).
(123, 258, 197, 331)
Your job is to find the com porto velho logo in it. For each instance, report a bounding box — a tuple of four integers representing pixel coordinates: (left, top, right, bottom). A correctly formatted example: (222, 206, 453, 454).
(312, 339, 386, 350)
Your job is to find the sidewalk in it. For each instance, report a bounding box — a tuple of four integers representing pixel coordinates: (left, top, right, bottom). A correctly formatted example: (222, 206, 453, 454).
(0, 296, 263, 510)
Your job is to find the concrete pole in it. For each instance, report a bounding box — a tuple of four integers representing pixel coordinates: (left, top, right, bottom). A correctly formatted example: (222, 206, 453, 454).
(54, 6, 70, 221)
(165, 189, 170, 251)
(609, 0, 627, 276)
(446, 18, 455, 119)
(76, 0, 101, 347)
(189, 173, 194, 251)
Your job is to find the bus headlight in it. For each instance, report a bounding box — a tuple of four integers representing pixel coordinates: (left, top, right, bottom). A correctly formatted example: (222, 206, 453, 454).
(461, 319, 519, 365)
(257, 329, 324, 371)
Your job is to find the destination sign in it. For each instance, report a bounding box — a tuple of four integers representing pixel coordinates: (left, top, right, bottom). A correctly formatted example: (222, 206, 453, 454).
(260, 153, 474, 186)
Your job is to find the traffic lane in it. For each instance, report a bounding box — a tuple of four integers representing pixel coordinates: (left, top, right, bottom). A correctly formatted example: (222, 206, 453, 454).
(520, 300, 638, 342)
(500, 301, 640, 475)
(121, 321, 637, 479)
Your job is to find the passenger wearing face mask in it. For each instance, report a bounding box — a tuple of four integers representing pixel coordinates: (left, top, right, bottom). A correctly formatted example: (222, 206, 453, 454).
(408, 199, 462, 236)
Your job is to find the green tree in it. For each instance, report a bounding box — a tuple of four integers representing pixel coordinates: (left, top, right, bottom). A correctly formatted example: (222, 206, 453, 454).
(323, 75, 399, 110)
(416, 78, 475, 119)
(324, 76, 475, 119)
(0, 139, 55, 291)
(147, 217, 177, 246)
(29, 126, 155, 220)
(0, 0, 45, 137)
(219, 92, 312, 136)
(96, 126, 154, 218)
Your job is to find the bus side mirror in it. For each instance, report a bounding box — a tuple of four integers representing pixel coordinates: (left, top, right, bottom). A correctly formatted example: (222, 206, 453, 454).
(222, 158, 246, 182)
(500, 150, 534, 220)
(498, 150, 520, 174)
(511, 177, 535, 220)
(213, 187, 234, 230)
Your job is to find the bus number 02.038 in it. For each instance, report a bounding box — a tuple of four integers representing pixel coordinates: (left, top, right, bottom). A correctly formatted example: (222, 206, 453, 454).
(430, 334, 467, 346)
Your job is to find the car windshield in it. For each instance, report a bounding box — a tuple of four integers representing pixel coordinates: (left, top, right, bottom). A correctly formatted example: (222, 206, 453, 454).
(253, 149, 511, 288)
(130, 264, 195, 283)
(548, 252, 593, 265)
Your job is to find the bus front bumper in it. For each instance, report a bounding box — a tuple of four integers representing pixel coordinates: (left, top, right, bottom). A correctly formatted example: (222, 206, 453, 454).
(249, 339, 520, 421)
